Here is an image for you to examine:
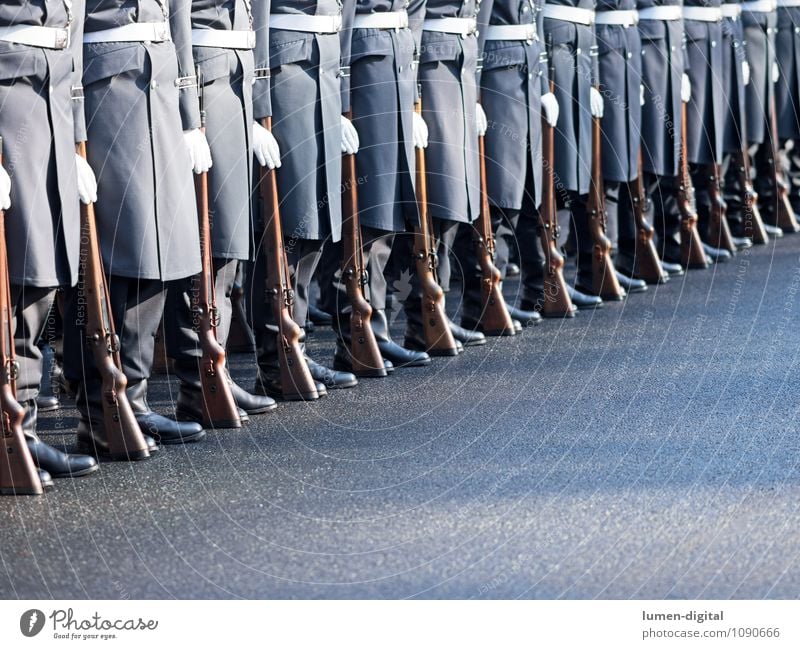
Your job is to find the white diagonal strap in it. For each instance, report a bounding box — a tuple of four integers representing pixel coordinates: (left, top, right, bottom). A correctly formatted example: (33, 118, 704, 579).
(682, 6, 723, 21)
(741, 0, 778, 11)
(423, 17, 478, 36)
(0, 25, 70, 49)
(83, 21, 171, 43)
(353, 11, 409, 30)
(485, 23, 538, 41)
(720, 4, 742, 17)
(778, 0, 800, 7)
(595, 9, 639, 25)
(542, 5, 596, 25)
(637, 5, 683, 20)
(191, 28, 255, 49)
(269, 13, 342, 34)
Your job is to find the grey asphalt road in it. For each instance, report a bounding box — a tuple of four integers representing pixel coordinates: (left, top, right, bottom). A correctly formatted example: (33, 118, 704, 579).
(2, 235, 800, 600)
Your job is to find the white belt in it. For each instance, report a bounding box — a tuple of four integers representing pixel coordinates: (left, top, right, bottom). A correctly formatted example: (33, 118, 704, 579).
(269, 13, 342, 34)
(485, 23, 538, 41)
(83, 21, 171, 43)
(542, 5, 596, 25)
(0, 24, 70, 49)
(191, 28, 255, 49)
(741, 0, 777, 11)
(720, 4, 742, 17)
(637, 5, 683, 21)
(778, 0, 800, 6)
(595, 9, 639, 25)
(682, 6, 723, 22)
(353, 11, 409, 30)
(423, 17, 478, 36)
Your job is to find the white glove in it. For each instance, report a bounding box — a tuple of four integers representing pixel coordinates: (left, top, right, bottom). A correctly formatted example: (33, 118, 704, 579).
(773, 61, 780, 83)
(252, 121, 281, 169)
(640, 84, 645, 107)
(341, 114, 359, 155)
(681, 73, 692, 103)
(476, 103, 488, 136)
(742, 60, 750, 86)
(541, 92, 559, 127)
(183, 128, 212, 174)
(590, 87, 604, 118)
(0, 166, 10, 211)
(75, 153, 98, 205)
(412, 111, 429, 149)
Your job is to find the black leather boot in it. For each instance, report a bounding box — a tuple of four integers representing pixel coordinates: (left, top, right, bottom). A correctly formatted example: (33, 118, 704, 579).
(333, 341, 394, 375)
(567, 285, 603, 310)
(172, 361, 244, 429)
(764, 223, 784, 238)
(304, 356, 358, 389)
(371, 310, 430, 368)
(506, 304, 542, 327)
(23, 400, 98, 478)
(402, 299, 462, 356)
(660, 260, 685, 277)
(36, 343, 60, 412)
(128, 380, 206, 445)
(448, 318, 486, 346)
(614, 270, 648, 294)
(229, 378, 276, 415)
(308, 304, 333, 327)
(702, 242, 732, 263)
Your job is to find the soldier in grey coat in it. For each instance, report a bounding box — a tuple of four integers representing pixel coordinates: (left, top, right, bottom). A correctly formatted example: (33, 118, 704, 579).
(247, 0, 363, 398)
(593, 0, 649, 291)
(164, 0, 278, 425)
(683, 0, 734, 260)
(775, 0, 800, 214)
(316, 0, 432, 371)
(0, 0, 98, 482)
(637, 0, 690, 267)
(63, 0, 210, 454)
(462, 0, 560, 323)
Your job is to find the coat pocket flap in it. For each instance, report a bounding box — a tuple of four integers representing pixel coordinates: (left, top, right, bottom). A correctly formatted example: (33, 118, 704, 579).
(419, 32, 461, 63)
(482, 42, 528, 71)
(82, 43, 144, 86)
(195, 50, 232, 83)
(0, 45, 44, 81)
(269, 35, 312, 69)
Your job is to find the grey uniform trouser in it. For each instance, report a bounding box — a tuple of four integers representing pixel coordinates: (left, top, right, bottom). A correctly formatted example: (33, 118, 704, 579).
(10, 285, 56, 403)
(63, 276, 167, 386)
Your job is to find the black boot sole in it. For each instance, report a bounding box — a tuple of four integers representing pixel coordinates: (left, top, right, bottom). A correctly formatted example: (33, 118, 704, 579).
(404, 338, 461, 357)
(75, 442, 153, 462)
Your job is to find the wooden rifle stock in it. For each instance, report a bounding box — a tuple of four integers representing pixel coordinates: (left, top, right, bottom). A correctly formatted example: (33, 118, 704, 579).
(706, 162, 736, 253)
(538, 65, 574, 317)
(767, 90, 800, 233)
(587, 113, 624, 299)
(735, 146, 768, 245)
(259, 118, 318, 400)
(341, 111, 387, 377)
(474, 132, 516, 335)
(631, 149, 668, 283)
(677, 102, 711, 268)
(77, 142, 150, 461)
(193, 97, 241, 428)
(0, 138, 43, 495)
(413, 101, 459, 355)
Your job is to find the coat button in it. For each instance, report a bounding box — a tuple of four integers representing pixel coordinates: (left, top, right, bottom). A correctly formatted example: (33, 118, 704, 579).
(576, 47, 581, 53)
(399, 65, 404, 72)
(151, 80, 158, 89)
(711, 40, 716, 47)
(627, 52, 632, 58)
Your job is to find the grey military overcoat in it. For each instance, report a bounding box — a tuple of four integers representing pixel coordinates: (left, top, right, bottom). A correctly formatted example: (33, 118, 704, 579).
(192, 0, 256, 261)
(742, 6, 776, 145)
(83, 0, 202, 281)
(0, 0, 84, 288)
(637, 0, 684, 178)
(545, 0, 599, 195)
(721, 3, 747, 153)
(684, 0, 725, 165)
(414, 0, 486, 224)
(262, 0, 344, 243)
(596, 0, 642, 183)
(480, 0, 549, 210)
(340, 0, 421, 233)
(774, 6, 800, 139)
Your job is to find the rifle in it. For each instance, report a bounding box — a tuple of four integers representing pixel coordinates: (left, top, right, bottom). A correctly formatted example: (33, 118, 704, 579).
(630, 148, 668, 284)
(340, 111, 387, 377)
(259, 118, 319, 400)
(77, 141, 150, 460)
(734, 117, 768, 244)
(193, 77, 241, 427)
(474, 129, 516, 336)
(0, 138, 43, 495)
(706, 162, 736, 253)
(413, 99, 459, 355)
(587, 111, 624, 299)
(677, 102, 711, 268)
(766, 87, 800, 233)
(538, 40, 575, 317)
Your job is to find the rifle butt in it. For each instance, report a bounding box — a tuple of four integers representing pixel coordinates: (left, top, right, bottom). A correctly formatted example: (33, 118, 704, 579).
(347, 300, 387, 378)
(0, 390, 43, 495)
(415, 260, 459, 355)
(776, 192, 800, 233)
(707, 165, 736, 253)
(592, 245, 625, 300)
(98, 368, 150, 461)
(199, 354, 242, 429)
(680, 217, 710, 269)
(278, 330, 319, 400)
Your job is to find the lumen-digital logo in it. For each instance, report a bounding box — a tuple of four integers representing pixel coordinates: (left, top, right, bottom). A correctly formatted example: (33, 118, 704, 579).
(20, 609, 46, 637)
